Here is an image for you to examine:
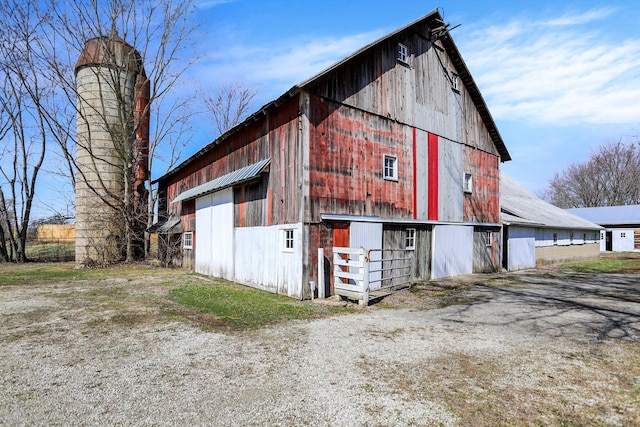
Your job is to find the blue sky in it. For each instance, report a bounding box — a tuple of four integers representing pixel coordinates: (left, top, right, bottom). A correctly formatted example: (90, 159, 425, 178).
(25, 0, 640, 218)
(186, 0, 640, 196)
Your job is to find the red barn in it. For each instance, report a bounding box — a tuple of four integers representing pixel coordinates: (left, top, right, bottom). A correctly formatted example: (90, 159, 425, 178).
(153, 10, 511, 300)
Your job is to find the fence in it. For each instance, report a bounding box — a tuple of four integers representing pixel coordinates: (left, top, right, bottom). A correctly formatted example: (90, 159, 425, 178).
(25, 238, 76, 262)
(333, 247, 413, 305)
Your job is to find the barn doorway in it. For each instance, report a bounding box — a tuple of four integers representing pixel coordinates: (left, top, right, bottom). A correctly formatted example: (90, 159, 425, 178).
(605, 231, 613, 251)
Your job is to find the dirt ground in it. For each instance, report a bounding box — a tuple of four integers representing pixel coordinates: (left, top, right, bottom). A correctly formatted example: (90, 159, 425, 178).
(1, 265, 639, 426)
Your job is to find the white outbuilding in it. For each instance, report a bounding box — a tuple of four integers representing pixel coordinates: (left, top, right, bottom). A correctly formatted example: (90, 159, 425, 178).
(501, 173, 602, 271)
(566, 205, 640, 252)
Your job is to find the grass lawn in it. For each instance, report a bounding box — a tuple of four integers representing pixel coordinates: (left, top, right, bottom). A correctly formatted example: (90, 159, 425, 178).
(0, 262, 353, 331)
(564, 252, 640, 274)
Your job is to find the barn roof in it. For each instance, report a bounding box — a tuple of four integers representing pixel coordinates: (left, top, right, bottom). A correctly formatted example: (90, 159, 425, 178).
(171, 158, 270, 204)
(501, 173, 602, 231)
(156, 9, 509, 184)
(296, 9, 510, 162)
(566, 205, 640, 226)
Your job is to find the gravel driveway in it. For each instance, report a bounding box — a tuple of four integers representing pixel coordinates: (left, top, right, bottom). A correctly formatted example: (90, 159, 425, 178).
(1, 268, 639, 426)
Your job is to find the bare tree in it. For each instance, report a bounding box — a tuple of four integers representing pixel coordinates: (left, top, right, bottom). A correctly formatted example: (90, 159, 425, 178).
(542, 139, 640, 208)
(203, 83, 256, 137)
(38, 0, 198, 263)
(0, 0, 51, 262)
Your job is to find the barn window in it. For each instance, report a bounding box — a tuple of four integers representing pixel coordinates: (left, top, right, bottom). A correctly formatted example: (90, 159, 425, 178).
(621, 232, 626, 238)
(405, 228, 416, 250)
(383, 154, 398, 181)
(397, 43, 409, 63)
(183, 232, 193, 249)
(451, 72, 460, 92)
(463, 173, 473, 193)
(283, 229, 294, 251)
(486, 231, 493, 247)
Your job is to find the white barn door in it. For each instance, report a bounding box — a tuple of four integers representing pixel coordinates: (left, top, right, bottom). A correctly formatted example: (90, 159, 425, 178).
(350, 222, 383, 290)
(195, 187, 234, 279)
(506, 227, 536, 271)
(432, 225, 473, 279)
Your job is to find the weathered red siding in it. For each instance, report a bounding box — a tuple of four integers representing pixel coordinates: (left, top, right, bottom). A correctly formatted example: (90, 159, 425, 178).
(307, 95, 414, 221)
(463, 147, 500, 223)
(161, 98, 302, 228)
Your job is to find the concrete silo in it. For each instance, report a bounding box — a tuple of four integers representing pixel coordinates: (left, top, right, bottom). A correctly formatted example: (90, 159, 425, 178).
(75, 35, 149, 265)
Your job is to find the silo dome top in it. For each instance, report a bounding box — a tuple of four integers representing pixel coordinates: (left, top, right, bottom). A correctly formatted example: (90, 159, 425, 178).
(75, 34, 145, 76)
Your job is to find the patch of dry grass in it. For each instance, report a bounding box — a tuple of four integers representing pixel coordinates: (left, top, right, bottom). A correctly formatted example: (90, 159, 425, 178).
(359, 342, 640, 426)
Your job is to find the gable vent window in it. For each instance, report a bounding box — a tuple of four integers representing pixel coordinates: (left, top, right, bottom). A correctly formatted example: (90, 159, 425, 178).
(451, 72, 460, 92)
(383, 154, 398, 181)
(463, 173, 473, 193)
(397, 43, 409, 63)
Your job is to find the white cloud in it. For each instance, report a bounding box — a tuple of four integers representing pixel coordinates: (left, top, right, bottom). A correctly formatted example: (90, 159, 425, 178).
(196, 0, 236, 10)
(460, 9, 640, 126)
(543, 8, 615, 26)
(191, 30, 384, 102)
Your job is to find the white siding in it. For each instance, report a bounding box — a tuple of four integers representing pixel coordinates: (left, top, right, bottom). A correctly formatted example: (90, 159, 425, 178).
(612, 228, 639, 252)
(507, 227, 536, 271)
(234, 224, 303, 298)
(350, 222, 383, 290)
(195, 188, 234, 279)
(438, 137, 464, 222)
(432, 225, 473, 279)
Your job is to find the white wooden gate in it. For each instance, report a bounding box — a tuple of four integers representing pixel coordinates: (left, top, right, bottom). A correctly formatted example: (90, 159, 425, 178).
(333, 247, 412, 305)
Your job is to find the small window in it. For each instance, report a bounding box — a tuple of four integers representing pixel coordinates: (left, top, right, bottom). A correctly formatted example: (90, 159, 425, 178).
(486, 231, 493, 247)
(183, 232, 193, 249)
(464, 173, 473, 193)
(553, 233, 558, 245)
(383, 154, 398, 181)
(451, 72, 459, 91)
(621, 232, 626, 238)
(397, 43, 408, 63)
(405, 228, 416, 250)
(283, 229, 294, 251)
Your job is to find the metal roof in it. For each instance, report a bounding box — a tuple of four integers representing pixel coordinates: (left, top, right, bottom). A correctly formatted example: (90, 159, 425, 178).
(171, 158, 271, 204)
(566, 205, 640, 226)
(148, 216, 182, 234)
(501, 173, 602, 230)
